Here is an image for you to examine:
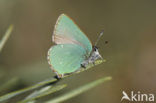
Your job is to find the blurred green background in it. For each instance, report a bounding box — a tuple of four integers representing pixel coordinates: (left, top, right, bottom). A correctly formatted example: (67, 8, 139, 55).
(0, 0, 156, 103)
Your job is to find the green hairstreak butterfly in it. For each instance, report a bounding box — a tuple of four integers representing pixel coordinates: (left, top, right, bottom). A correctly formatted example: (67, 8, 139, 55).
(47, 14, 103, 78)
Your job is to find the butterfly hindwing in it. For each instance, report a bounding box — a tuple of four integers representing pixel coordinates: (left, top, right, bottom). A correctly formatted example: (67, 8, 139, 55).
(48, 44, 86, 75)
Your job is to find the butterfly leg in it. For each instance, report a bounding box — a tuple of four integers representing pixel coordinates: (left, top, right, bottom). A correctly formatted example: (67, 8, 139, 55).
(63, 73, 74, 77)
(93, 62, 95, 66)
(81, 60, 89, 69)
(43, 75, 61, 86)
(81, 64, 86, 68)
(54, 75, 61, 80)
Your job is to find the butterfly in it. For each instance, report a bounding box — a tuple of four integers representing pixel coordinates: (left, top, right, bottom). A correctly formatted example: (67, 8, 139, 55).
(47, 14, 103, 78)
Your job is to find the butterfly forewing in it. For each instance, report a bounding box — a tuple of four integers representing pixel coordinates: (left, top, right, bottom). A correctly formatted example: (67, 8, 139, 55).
(53, 14, 92, 54)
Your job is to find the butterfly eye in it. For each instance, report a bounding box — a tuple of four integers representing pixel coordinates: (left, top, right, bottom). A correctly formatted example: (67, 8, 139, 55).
(93, 46, 98, 51)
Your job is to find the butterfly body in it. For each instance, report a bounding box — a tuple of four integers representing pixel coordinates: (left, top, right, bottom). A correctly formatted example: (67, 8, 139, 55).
(47, 14, 103, 78)
(81, 46, 102, 68)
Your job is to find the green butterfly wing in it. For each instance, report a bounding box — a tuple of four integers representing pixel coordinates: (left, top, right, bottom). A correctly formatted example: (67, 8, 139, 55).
(48, 44, 86, 75)
(53, 14, 92, 55)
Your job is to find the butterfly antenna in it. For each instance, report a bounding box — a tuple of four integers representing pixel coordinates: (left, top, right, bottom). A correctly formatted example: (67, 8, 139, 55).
(94, 30, 104, 46)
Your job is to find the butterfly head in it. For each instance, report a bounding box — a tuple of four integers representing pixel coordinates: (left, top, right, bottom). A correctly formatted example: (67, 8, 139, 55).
(90, 46, 103, 61)
(93, 46, 98, 52)
(81, 45, 102, 68)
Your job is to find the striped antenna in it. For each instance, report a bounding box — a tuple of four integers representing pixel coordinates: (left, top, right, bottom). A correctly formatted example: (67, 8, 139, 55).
(95, 30, 104, 46)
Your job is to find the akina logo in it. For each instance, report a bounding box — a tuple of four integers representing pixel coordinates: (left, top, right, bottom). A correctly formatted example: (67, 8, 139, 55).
(121, 91, 155, 102)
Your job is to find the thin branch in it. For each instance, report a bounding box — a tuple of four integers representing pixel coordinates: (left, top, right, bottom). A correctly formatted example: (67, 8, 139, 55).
(46, 76, 112, 103)
(0, 25, 13, 52)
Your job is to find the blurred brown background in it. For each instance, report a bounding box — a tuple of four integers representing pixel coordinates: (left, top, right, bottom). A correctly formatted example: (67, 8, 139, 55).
(0, 0, 156, 103)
